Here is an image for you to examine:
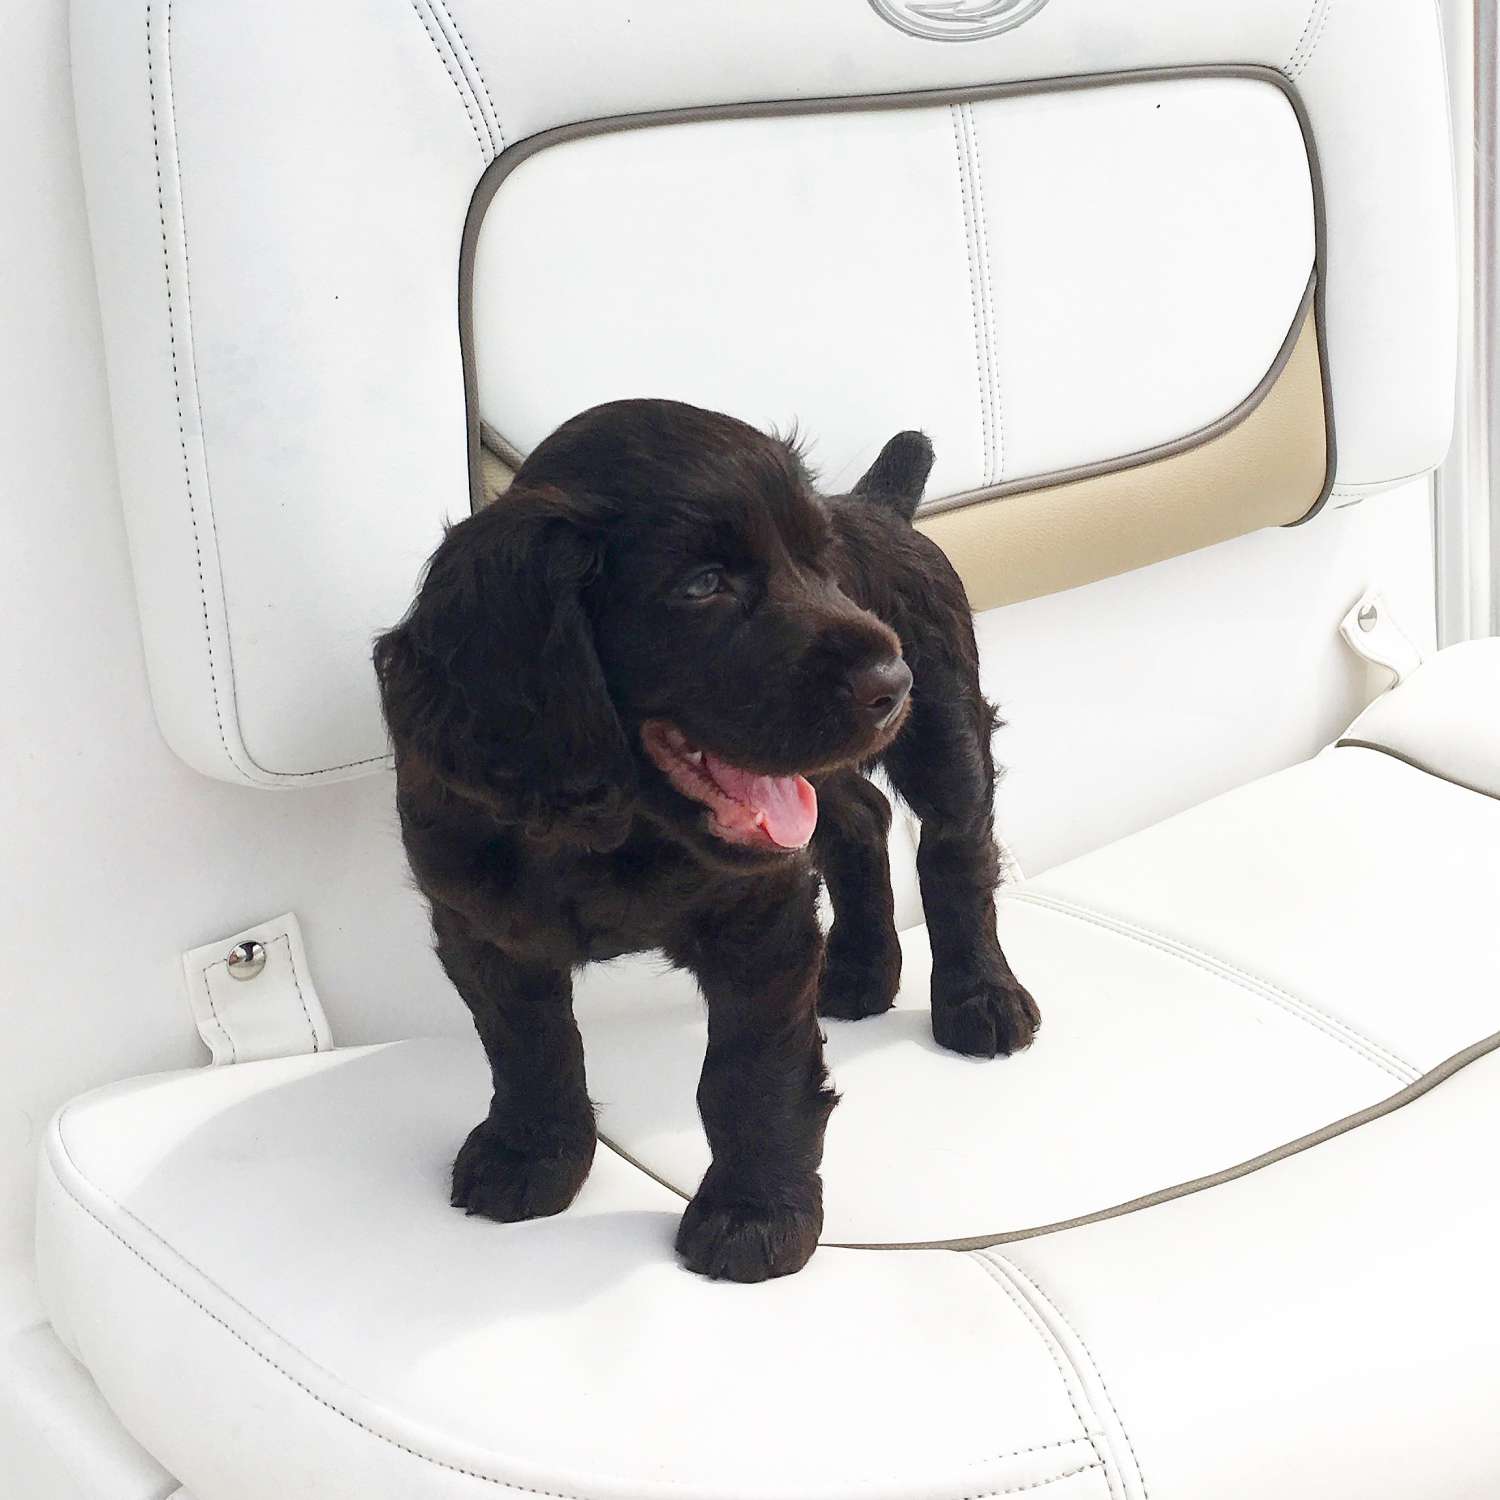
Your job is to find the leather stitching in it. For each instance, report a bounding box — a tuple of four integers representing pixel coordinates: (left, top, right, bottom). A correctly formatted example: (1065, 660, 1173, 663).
(965, 104, 1005, 484)
(1293, 0, 1336, 80)
(146, 0, 235, 780)
(1285, 0, 1334, 80)
(950, 107, 993, 484)
(407, 0, 489, 162)
(276, 933, 322, 1053)
(433, 0, 505, 152)
(425, 0, 495, 155)
(46, 1137, 1102, 1500)
(1007, 890, 1422, 1083)
(972, 1437, 1100, 1467)
(152, 1, 389, 785)
(985, 1255, 1150, 1500)
(966, 1256, 1117, 1499)
(974, 1466, 1105, 1496)
(263, 750, 391, 777)
(1283, 0, 1321, 76)
(198, 963, 239, 1065)
(165, 5, 247, 775)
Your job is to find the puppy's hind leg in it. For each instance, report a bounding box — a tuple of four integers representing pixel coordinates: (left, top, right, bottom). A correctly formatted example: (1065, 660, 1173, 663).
(812, 768, 903, 1020)
(882, 660, 1040, 1059)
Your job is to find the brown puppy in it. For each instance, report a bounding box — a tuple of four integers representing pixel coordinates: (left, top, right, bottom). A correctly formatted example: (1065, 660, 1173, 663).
(374, 399, 1038, 1282)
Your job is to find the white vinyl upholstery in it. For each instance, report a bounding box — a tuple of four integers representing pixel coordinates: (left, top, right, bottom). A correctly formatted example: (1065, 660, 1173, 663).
(1340, 635, 1500, 799)
(70, 0, 1455, 785)
(474, 75, 1315, 497)
(36, 687, 1500, 1499)
(577, 747, 1499, 1246)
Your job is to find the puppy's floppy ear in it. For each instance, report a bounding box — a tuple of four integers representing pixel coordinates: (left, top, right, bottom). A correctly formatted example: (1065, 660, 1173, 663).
(853, 431, 936, 523)
(374, 485, 635, 849)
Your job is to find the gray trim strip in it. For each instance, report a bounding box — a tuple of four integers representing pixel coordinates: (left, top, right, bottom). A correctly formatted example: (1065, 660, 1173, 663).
(596, 1026, 1500, 1248)
(825, 1029, 1500, 1252)
(1335, 738, 1500, 802)
(597, 1134, 691, 1204)
(479, 418, 523, 472)
(458, 63, 1336, 526)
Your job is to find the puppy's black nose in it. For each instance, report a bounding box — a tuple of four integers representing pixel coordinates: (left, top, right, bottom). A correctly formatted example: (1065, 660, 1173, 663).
(847, 657, 912, 729)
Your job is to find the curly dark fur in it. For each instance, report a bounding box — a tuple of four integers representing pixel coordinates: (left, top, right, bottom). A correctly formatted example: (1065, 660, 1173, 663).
(375, 399, 1038, 1282)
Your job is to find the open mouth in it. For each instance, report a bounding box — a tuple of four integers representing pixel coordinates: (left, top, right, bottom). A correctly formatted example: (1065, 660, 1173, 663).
(640, 721, 818, 851)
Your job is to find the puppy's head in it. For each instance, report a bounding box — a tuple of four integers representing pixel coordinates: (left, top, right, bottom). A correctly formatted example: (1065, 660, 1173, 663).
(376, 400, 918, 865)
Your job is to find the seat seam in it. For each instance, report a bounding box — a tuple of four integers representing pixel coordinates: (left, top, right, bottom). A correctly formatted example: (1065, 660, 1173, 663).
(965, 1255, 1118, 1500)
(1287, 0, 1336, 81)
(1283, 0, 1328, 78)
(1005, 890, 1422, 1083)
(965, 102, 1005, 485)
(425, 0, 495, 156)
(146, 0, 239, 782)
(165, 6, 283, 790)
(198, 961, 238, 1064)
(950, 105, 993, 484)
(984, 1254, 1150, 1500)
(152, 0, 391, 786)
(407, 0, 490, 162)
(1282, 0, 1318, 75)
(248, 750, 391, 778)
(275, 933, 321, 1053)
(432, 0, 505, 151)
(44, 1131, 1101, 1500)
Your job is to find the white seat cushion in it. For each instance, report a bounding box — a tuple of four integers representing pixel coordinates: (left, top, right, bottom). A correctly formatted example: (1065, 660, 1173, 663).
(39, 1045, 1107, 1500)
(579, 744, 1499, 1246)
(36, 655, 1500, 1499)
(1340, 635, 1500, 799)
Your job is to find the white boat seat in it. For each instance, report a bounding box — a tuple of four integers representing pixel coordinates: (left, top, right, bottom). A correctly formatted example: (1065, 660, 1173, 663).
(69, 0, 1454, 786)
(41, 0, 1493, 1495)
(37, 642, 1500, 1500)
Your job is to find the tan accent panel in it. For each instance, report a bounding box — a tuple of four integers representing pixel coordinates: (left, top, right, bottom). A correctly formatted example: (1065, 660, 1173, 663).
(477, 429, 515, 507)
(918, 307, 1329, 610)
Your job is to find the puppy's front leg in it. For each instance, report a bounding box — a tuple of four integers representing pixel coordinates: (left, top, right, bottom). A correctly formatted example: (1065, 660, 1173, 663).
(432, 906, 597, 1222)
(669, 875, 837, 1282)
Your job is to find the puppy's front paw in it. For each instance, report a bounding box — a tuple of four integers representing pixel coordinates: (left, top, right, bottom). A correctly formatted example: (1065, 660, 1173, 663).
(675, 1190, 822, 1282)
(451, 1117, 596, 1223)
(818, 927, 901, 1020)
(931, 967, 1041, 1059)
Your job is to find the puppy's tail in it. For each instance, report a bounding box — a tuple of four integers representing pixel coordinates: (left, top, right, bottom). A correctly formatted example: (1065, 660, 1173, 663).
(853, 431, 935, 524)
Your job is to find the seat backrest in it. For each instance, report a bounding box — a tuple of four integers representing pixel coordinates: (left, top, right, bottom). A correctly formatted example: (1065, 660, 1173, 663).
(70, 0, 1454, 788)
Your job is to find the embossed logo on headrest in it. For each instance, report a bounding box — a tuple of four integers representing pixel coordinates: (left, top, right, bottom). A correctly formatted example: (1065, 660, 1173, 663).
(868, 0, 1050, 42)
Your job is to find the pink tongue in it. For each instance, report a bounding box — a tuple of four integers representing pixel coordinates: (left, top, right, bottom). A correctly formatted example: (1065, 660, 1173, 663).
(703, 756, 819, 848)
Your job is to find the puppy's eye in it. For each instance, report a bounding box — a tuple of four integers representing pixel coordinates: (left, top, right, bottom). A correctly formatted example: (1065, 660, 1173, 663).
(679, 568, 728, 601)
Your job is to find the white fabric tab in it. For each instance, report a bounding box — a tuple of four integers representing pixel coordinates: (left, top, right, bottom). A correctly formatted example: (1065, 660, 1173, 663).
(1338, 589, 1426, 687)
(182, 913, 332, 1066)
